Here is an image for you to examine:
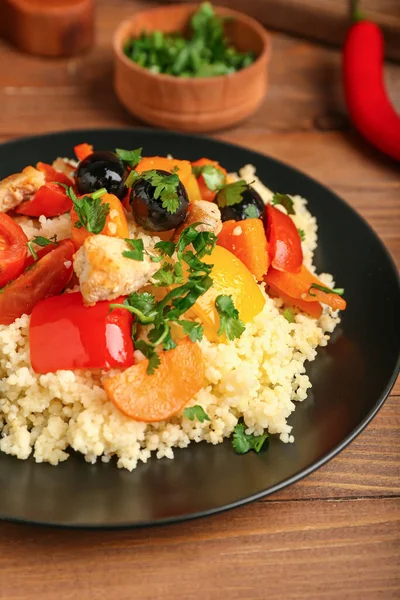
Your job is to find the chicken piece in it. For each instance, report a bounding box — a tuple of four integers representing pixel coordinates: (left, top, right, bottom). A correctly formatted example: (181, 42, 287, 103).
(74, 235, 159, 306)
(0, 166, 45, 213)
(173, 200, 222, 241)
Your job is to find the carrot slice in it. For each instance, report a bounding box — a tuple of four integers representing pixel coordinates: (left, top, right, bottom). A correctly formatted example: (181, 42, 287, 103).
(70, 193, 129, 250)
(217, 219, 269, 281)
(265, 264, 346, 311)
(103, 338, 205, 423)
(268, 284, 322, 319)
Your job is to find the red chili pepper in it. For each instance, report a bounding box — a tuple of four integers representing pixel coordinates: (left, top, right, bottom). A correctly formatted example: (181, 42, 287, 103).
(15, 182, 73, 217)
(264, 204, 303, 273)
(29, 292, 134, 373)
(343, 8, 400, 161)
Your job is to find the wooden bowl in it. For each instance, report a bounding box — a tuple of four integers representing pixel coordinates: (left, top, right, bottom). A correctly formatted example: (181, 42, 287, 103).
(113, 3, 271, 132)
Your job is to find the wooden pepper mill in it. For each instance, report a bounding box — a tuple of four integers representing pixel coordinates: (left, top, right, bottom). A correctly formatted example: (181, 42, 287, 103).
(0, 0, 94, 57)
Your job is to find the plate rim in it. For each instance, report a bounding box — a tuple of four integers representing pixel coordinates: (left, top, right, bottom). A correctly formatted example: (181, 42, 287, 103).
(1, 127, 399, 529)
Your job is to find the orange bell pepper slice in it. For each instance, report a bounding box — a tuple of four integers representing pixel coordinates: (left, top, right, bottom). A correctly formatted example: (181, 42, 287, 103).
(70, 193, 129, 250)
(217, 219, 269, 281)
(103, 338, 205, 422)
(265, 264, 346, 311)
(74, 143, 94, 162)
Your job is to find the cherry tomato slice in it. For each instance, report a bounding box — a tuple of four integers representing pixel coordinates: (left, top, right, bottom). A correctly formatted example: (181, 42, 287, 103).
(30, 292, 134, 373)
(36, 162, 73, 187)
(0, 239, 74, 325)
(0, 214, 28, 287)
(15, 183, 72, 217)
(265, 204, 303, 273)
(192, 158, 227, 202)
(24, 242, 59, 269)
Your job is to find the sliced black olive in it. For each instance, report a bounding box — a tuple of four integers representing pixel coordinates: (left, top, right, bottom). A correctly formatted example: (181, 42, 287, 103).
(76, 151, 127, 199)
(216, 186, 265, 222)
(130, 170, 189, 232)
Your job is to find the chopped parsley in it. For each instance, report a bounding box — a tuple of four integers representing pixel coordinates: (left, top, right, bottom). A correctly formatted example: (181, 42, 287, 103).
(192, 164, 226, 191)
(244, 205, 259, 219)
(215, 294, 246, 341)
(308, 283, 345, 297)
(123, 238, 145, 261)
(126, 169, 181, 214)
(184, 405, 210, 422)
(282, 307, 295, 323)
(215, 180, 248, 207)
(271, 193, 295, 215)
(31, 234, 58, 247)
(232, 422, 268, 454)
(115, 147, 142, 168)
(26, 241, 38, 261)
(110, 226, 217, 374)
(297, 228, 305, 241)
(62, 185, 109, 234)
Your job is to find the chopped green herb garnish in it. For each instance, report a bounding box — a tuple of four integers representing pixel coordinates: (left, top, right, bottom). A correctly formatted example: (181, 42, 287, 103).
(124, 170, 139, 189)
(123, 2, 255, 79)
(282, 307, 295, 323)
(139, 170, 180, 214)
(31, 234, 58, 247)
(26, 241, 38, 261)
(192, 164, 225, 191)
(184, 405, 210, 422)
(180, 320, 204, 342)
(215, 294, 246, 340)
(154, 240, 176, 258)
(244, 205, 259, 219)
(62, 185, 109, 234)
(308, 283, 345, 297)
(123, 238, 145, 261)
(232, 422, 268, 454)
(115, 147, 142, 168)
(215, 180, 248, 208)
(135, 340, 161, 375)
(271, 193, 295, 215)
(297, 228, 305, 241)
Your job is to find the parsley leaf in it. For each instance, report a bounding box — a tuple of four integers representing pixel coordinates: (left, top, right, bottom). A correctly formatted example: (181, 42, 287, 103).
(297, 228, 305, 241)
(271, 193, 295, 215)
(135, 340, 161, 375)
(140, 170, 180, 214)
(115, 147, 142, 168)
(152, 263, 177, 286)
(192, 164, 225, 191)
(243, 205, 259, 219)
(71, 189, 110, 234)
(110, 292, 157, 324)
(216, 180, 248, 207)
(125, 170, 140, 188)
(192, 230, 218, 259)
(232, 422, 269, 454)
(184, 405, 210, 422)
(183, 250, 213, 274)
(283, 307, 295, 323)
(123, 238, 145, 261)
(308, 283, 345, 297)
(31, 234, 58, 247)
(154, 240, 176, 258)
(215, 295, 246, 340)
(180, 320, 204, 342)
(148, 322, 177, 350)
(26, 241, 38, 261)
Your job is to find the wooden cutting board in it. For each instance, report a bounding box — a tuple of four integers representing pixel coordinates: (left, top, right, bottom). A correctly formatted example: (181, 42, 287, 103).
(161, 0, 400, 62)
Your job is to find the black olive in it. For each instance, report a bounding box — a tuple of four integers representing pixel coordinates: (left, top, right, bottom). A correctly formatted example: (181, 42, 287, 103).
(75, 151, 127, 199)
(216, 186, 265, 222)
(130, 170, 189, 232)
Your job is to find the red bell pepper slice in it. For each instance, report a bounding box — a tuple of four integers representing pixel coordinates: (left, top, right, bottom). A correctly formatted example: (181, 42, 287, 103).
(265, 204, 303, 273)
(0, 214, 28, 287)
(29, 292, 134, 373)
(74, 143, 94, 161)
(15, 183, 73, 217)
(0, 239, 74, 325)
(37, 162, 73, 187)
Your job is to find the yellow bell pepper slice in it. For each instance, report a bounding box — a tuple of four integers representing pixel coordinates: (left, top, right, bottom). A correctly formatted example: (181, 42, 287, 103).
(190, 246, 265, 342)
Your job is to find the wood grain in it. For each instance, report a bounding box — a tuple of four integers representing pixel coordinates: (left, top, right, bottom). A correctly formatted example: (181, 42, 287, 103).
(0, 1, 399, 597)
(1, 498, 399, 600)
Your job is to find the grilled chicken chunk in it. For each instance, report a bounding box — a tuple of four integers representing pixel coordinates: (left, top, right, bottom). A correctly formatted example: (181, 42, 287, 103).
(0, 166, 45, 213)
(173, 200, 222, 241)
(74, 235, 159, 306)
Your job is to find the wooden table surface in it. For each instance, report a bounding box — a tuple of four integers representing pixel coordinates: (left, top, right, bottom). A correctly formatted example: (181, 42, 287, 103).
(0, 1, 399, 598)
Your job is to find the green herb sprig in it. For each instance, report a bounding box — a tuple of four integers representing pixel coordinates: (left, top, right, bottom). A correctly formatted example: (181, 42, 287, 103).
(232, 422, 268, 454)
(308, 283, 345, 297)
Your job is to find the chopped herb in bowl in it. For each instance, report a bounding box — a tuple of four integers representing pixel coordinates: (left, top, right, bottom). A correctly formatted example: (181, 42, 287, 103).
(123, 2, 255, 78)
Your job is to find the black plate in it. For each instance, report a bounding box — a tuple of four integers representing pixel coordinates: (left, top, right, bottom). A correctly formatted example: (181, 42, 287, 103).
(1, 129, 399, 528)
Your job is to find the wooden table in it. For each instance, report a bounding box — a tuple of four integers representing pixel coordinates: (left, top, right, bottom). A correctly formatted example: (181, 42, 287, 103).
(1, 1, 399, 598)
